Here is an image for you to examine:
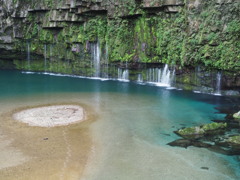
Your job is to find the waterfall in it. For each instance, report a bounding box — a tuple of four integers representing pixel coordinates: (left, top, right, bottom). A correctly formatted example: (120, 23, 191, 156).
(161, 64, 171, 85)
(105, 43, 108, 62)
(27, 41, 31, 70)
(137, 74, 143, 83)
(171, 68, 176, 84)
(118, 68, 129, 81)
(104, 43, 109, 78)
(44, 44, 47, 72)
(50, 44, 53, 58)
(122, 70, 129, 80)
(91, 42, 101, 77)
(70, 0, 75, 8)
(214, 72, 222, 96)
(147, 68, 161, 82)
(146, 64, 174, 87)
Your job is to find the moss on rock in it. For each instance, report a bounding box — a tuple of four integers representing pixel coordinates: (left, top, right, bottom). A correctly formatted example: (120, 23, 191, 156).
(177, 126, 205, 136)
(227, 135, 240, 145)
(202, 122, 227, 131)
(233, 111, 240, 119)
(177, 122, 227, 136)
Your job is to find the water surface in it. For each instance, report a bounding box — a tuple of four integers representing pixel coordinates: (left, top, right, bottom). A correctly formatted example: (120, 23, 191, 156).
(0, 70, 239, 180)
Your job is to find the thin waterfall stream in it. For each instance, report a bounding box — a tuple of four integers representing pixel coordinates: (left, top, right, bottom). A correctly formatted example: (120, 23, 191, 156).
(44, 44, 47, 72)
(118, 68, 129, 81)
(214, 72, 222, 96)
(146, 64, 175, 87)
(91, 41, 101, 77)
(27, 41, 31, 70)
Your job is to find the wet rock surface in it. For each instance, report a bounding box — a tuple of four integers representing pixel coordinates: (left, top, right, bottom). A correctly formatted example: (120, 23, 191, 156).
(168, 106, 240, 156)
(176, 122, 227, 137)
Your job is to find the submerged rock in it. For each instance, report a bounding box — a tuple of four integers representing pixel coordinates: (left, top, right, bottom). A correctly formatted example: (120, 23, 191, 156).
(170, 120, 240, 155)
(168, 139, 193, 148)
(201, 167, 209, 170)
(176, 122, 227, 137)
(168, 139, 212, 149)
(169, 105, 240, 156)
(233, 111, 240, 119)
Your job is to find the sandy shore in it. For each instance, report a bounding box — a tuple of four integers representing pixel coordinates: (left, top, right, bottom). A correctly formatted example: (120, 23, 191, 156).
(0, 103, 94, 180)
(0, 133, 29, 170)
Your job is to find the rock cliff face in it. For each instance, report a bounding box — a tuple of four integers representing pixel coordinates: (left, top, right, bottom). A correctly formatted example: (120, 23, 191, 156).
(0, 0, 239, 93)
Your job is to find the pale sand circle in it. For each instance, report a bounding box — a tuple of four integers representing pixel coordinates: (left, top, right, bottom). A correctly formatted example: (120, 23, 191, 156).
(13, 105, 85, 127)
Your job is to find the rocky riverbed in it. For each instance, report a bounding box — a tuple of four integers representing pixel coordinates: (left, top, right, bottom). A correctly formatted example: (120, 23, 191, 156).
(168, 109, 240, 156)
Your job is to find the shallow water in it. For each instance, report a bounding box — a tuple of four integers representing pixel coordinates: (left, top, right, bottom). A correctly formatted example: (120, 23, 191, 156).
(0, 70, 239, 180)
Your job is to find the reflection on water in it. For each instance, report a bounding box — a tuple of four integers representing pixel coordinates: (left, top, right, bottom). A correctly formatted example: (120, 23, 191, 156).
(0, 70, 239, 180)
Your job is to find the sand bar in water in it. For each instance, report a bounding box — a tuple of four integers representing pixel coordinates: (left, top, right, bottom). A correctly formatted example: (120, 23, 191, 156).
(13, 105, 85, 127)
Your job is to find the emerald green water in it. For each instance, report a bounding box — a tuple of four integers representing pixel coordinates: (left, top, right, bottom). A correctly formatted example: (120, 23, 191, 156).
(0, 70, 239, 180)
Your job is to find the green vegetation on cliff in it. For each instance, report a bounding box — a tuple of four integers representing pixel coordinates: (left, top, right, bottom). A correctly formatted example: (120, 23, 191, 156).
(1, 0, 240, 72)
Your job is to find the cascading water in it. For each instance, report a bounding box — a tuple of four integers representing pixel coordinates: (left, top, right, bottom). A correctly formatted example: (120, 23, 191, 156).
(214, 72, 222, 96)
(70, 0, 75, 8)
(146, 64, 174, 87)
(105, 43, 108, 62)
(103, 44, 109, 78)
(118, 68, 129, 81)
(147, 68, 160, 82)
(137, 74, 143, 83)
(91, 42, 101, 77)
(50, 44, 53, 58)
(44, 44, 47, 72)
(27, 41, 31, 70)
(161, 64, 171, 85)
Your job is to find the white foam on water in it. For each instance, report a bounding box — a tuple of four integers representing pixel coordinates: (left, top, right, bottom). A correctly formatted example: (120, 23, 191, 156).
(193, 91, 201, 94)
(154, 82, 171, 87)
(22, 71, 35, 74)
(20, 71, 227, 97)
(213, 93, 222, 96)
(166, 87, 176, 90)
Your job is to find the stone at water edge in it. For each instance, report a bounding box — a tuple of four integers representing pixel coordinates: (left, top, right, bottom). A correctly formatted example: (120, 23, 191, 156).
(170, 122, 240, 155)
(201, 122, 227, 131)
(176, 122, 227, 136)
(233, 111, 240, 119)
(177, 126, 205, 136)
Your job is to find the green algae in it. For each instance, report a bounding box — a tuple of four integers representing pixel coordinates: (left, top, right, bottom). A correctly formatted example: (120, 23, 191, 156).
(177, 122, 227, 136)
